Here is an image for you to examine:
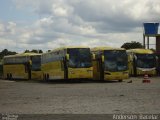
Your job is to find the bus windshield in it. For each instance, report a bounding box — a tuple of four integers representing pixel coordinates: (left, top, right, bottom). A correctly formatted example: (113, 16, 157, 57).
(31, 55, 41, 71)
(104, 50, 128, 72)
(67, 48, 92, 68)
(136, 54, 156, 68)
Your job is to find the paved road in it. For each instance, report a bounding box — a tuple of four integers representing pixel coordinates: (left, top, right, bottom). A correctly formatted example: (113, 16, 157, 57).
(0, 77, 160, 114)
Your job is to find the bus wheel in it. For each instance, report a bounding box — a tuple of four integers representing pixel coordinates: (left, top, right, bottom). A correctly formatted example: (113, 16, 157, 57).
(118, 79, 123, 82)
(7, 74, 9, 80)
(47, 74, 49, 82)
(10, 74, 12, 80)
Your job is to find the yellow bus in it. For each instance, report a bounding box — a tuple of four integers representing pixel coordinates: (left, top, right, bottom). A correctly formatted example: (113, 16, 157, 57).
(91, 47, 129, 82)
(127, 49, 157, 76)
(41, 47, 93, 81)
(3, 53, 42, 80)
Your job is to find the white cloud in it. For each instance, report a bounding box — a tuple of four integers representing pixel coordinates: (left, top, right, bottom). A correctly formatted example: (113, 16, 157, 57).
(0, 21, 17, 36)
(0, 0, 159, 52)
(52, 5, 68, 17)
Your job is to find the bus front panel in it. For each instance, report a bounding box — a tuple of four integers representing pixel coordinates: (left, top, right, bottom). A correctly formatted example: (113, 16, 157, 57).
(67, 48, 93, 79)
(133, 53, 157, 76)
(104, 71, 128, 80)
(103, 50, 129, 81)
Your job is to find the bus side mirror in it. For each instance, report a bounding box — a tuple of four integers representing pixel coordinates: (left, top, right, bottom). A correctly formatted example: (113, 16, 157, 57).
(134, 55, 137, 60)
(102, 56, 104, 62)
(66, 54, 70, 60)
(29, 60, 32, 65)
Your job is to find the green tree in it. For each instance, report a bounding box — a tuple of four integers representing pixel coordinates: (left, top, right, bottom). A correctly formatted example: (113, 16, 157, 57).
(47, 50, 51, 52)
(24, 50, 30, 53)
(31, 49, 38, 53)
(0, 49, 17, 59)
(121, 41, 143, 50)
(24, 49, 43, 53)
(39, 50, 43, 53)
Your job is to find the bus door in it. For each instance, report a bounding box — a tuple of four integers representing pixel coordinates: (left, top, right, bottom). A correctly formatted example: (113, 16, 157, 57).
(62, 56, 68, 79)
(25, 61, 32, 80)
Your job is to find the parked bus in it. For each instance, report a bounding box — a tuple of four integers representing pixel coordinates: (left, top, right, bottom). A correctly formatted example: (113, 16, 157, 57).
(3, 53, 41, 80)
(91, 47, 129, 82)
(127, 49, 157, 76)
(41, 47, 93, 81)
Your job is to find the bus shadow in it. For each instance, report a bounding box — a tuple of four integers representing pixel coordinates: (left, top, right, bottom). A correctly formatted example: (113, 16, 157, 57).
(0, 79, 124, 84)
(38, 79, 123, 84)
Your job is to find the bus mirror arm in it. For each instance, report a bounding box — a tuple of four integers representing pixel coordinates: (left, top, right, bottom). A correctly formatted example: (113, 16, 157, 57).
(134, 55, 137, 60)
(102, 56, 104, 62)
(66, 54, 70, 61)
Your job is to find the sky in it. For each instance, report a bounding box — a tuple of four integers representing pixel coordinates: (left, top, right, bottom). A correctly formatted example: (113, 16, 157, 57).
(0, 0, 160, 53)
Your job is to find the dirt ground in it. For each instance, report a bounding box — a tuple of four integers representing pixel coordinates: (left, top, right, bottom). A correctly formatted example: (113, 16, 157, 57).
(0, 77, 160, 114)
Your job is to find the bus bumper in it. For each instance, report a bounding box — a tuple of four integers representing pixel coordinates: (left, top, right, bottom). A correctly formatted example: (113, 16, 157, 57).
(104, 71, 129, 81)
(68, 68, 93, 79)
(137, 68, 156, 76)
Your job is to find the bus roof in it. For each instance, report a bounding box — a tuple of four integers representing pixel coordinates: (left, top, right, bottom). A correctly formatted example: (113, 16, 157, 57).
(4, 52, 41, 58)
(91, 47, 125, 52)
(44, 46, 90, 54)
(127, 49, 154, 54)
(52, 46, 89, 51)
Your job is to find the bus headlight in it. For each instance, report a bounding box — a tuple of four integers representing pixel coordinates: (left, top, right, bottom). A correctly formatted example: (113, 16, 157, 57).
(123, 72, 128, 74)
(87, 70, 92, 72)
(69, 71, 74, 74)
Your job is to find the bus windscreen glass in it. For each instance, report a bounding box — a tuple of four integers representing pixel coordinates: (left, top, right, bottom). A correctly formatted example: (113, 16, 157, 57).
(104, 50, 128, 72)
(136, 54, 156, 68)
(67, 48, 92, 68)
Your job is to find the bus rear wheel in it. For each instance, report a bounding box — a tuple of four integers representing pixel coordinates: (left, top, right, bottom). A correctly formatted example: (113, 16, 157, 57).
(118, 79, 123, 82)
(7, 73, 12, 80)
(10, 74, 12, 80)
(7, 74, 9, 80)
(47, 74, 49, 81)
(44, 74, 49, 82)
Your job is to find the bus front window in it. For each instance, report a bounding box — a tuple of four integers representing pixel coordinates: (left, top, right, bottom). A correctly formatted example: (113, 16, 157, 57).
(136, 54, 156, 68)
(104, 50, 128, 72)
(67, 48, 92, 68)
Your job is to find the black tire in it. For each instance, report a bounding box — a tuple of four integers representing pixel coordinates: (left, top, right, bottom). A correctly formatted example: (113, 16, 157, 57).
(10, 74, 12, 80)
(7, 74, 9, 80)
(47, 74, 49, 81)
(44, 74, 49, 82)
(118, 79, 123, 82)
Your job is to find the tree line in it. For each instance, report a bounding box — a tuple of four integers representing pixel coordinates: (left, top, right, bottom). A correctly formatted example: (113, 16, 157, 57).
(0, 49, 44, 60)
(0, 49, 17, 59)
(0, 41, 154, 60)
